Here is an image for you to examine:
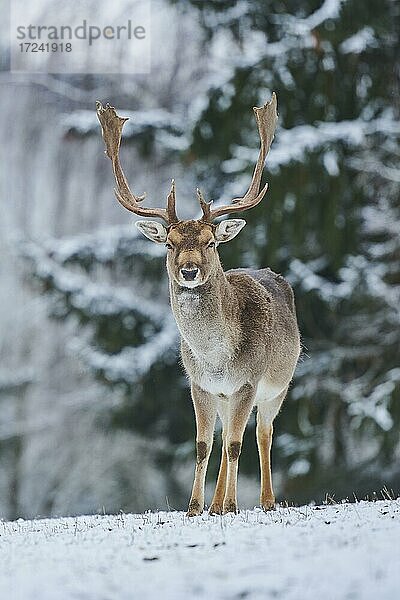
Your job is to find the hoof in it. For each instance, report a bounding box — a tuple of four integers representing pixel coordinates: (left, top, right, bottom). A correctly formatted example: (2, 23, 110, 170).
(186, 499, 203, 517)
(222, 499, 238, 514)
(208, 503, 223, 515)
(261, 498, 276, 512)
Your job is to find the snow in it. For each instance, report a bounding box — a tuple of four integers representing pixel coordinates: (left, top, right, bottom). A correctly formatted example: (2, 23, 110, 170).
(1, 500, 399, 600)
(60, 108, 188, 151)
(340, 27, 377, 54)
(300, 0, 344, 29)
(71, 316, 179, 383)
(0, 369, 34, 393)
(40, 224, 166, 263)
(282, 0, 347, 35)
(23, 237, 166, 322)
(222, 112, 400, 175)
(206, 0, 347, 74)
(22, 228, 179, 384)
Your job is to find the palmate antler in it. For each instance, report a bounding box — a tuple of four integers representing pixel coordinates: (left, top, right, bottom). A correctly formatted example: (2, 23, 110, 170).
(198, 92, 278, 222)
(96, 101, 178, 225)
(96, 93, 277, 225)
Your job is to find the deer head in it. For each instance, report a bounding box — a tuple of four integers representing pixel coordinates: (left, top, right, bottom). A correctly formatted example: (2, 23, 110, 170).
(96, 94, 278, 288)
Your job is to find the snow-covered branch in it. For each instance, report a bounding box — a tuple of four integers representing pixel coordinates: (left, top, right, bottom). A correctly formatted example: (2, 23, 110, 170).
(60, 108, 189, 153)
(23, 238, 166, 322)
(40, 225, 165, 264)
(222, 112, 400, 175)
(71, 317, 179, 384)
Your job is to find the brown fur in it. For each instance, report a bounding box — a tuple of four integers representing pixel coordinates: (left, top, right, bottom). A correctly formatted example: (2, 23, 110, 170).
(97, 95, 290, 516)
(163, 221, 301, 516)
(228, 442, 241, 462)
(196, 441, 208, 464)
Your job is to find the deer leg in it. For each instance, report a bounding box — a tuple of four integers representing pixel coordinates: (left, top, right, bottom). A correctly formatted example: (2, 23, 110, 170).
(223, 384, 256, 514)
(256, 389, 287, 511)
(209, 428, 227, 515)
(256, 420, 274, 510)
(187, 384, 217, 517)
(209, 405, 228, 514)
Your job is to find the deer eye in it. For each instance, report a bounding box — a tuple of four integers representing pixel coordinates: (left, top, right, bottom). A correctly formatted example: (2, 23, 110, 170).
(165, 242, 174, 250)
(207, 241, 216, 249)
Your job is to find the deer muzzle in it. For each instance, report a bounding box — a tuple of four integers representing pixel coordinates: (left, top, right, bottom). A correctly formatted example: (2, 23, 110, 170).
(181, 268, 199, 281)
(179, 262, 201, 287)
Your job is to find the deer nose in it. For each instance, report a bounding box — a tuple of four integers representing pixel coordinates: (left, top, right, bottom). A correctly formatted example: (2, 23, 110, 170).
(180, 265, 199, 281)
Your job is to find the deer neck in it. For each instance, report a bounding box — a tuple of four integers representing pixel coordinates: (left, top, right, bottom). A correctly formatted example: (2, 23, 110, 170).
(169, 266, 237, 365)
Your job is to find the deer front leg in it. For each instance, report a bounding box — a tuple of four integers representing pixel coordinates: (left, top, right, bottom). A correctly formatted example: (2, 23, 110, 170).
(187, 384, 217, 517)
(209, 427, 227, 515)
(223, 384, 256, 514)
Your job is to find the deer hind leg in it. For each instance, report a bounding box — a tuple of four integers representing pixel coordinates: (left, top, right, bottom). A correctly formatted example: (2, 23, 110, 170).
(223, 384, 256, 514)
(187, 384, 217, 517)
(209, 407, 228, 515)
(256, 388, 288, 511)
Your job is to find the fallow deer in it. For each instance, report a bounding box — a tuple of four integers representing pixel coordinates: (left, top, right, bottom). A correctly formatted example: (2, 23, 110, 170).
(96, 93, 300, 516)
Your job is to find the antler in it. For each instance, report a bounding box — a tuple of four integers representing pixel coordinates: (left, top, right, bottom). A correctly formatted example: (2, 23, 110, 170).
(199, 92, 278, 222)
(96, 101, 178, 224)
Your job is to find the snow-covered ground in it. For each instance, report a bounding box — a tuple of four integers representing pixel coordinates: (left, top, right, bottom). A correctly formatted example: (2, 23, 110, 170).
(1, 500, 399, 600)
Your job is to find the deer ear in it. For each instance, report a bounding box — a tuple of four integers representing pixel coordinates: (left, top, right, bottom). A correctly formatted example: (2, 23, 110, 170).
(215, 219, 246, 243)
(135, 220, 167, 243)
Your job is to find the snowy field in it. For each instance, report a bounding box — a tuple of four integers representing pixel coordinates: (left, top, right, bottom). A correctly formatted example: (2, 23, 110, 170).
(1, 500, 399, 600)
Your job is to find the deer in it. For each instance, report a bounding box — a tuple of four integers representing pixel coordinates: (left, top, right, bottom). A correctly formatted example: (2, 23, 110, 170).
(96, 93, 300, 516)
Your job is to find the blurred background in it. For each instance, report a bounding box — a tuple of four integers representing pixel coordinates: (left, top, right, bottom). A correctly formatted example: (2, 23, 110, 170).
(0, 0, 399, 520)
